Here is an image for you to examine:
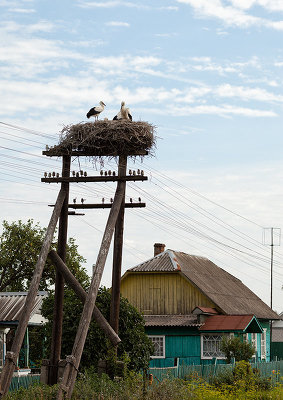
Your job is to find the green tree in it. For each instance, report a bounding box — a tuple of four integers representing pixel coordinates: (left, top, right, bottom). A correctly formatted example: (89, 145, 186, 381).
(220, 336, 255, 363)
(42, 287, 154, 372)
(0, 219, 89, 367)
(0, 219, 88, 291)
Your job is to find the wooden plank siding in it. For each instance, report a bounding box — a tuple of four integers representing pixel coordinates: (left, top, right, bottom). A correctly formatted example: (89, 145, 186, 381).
(121, 272, 216, 315)
(146, 326, 201, 367)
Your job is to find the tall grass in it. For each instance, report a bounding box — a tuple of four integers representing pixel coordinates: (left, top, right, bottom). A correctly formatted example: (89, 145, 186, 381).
(4, 369, 283, 400)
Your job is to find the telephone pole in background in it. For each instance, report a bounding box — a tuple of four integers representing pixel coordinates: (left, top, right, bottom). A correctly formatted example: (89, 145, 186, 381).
(263, 227, 281, 309)
(263, 227, 281, 358)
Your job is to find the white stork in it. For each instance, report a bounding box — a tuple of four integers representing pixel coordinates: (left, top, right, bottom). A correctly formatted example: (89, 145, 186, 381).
(113, 101, 132, 121)
(86, 101, 106, 120)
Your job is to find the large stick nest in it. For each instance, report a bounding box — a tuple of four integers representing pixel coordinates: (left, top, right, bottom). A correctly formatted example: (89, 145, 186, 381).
(49, 120, 156, 158)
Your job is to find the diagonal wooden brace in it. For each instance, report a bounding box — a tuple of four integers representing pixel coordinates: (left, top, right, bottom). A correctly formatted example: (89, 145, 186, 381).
(57, 178, 125, 400)
(48, 250, 121, 346)
(0, 188, 66, 398)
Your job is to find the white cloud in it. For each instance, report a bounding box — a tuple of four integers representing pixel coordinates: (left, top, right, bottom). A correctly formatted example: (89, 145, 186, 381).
(105, 21, 130, 27)
(0, 18, 280, 121)
(69, 39, 105, 48)
(138, 104, 277, 117)
(155, 32, 178, 37)
(215, 84, 283, 103)
(177, 0, 283, 30)
(8, 7, 35, 13)
(160, 6, 179, 11)
(1, 20, 55, 33)
(0, 1, 17, 6)
(77, 1, 178, 11)
(230, 0, 283, 12)
(77, 1, 148, 9)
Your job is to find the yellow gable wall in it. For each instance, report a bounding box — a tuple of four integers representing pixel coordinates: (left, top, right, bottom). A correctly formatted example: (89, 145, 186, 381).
(120, 272, 216, 315)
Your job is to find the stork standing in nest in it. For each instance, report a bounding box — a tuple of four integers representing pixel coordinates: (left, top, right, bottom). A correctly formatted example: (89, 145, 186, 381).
(113, 101, 132, 121)
(86, 101, 106, 120)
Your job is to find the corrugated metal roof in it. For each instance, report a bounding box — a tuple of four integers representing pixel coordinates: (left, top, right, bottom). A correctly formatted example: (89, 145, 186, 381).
(173, 251, 279, 320)
(199, 315, 260, 332)
(144, 314, 200, 327)
(130, 251, 174, 272)
(126, 249, 279, 320)
(0, 291, 48, 323)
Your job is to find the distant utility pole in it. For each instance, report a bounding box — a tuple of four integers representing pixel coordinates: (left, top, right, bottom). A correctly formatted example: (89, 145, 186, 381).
(263, 227, 281, 309)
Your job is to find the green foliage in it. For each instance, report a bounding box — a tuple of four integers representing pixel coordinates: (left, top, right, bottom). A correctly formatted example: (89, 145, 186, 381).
(211, 360, 273, 392)
(0, 219, 89, 292)
(233, 359, 253, 380)
(42, 286, 154, 372)
(220, 336, 255, 363)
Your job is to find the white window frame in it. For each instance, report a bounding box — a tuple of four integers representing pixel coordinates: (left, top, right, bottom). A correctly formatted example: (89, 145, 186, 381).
(201, 334, 226, 360)
(148, 335, 165, 359)
(261, 329, 267, 360)
(251, 333, 257, 359)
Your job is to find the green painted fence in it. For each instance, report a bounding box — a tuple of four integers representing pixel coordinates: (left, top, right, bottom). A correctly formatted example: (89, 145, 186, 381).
(9, 374, 40, 392)
(149, 360, 283, 384)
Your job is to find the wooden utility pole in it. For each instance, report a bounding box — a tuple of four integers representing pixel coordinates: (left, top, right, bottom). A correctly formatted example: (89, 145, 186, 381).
(57, 180, 125, 399)
(263, 227, 281, 360)
(0, 120, 151, 396)
(110, 155, 127, 333)
(49, 155, 71, 385)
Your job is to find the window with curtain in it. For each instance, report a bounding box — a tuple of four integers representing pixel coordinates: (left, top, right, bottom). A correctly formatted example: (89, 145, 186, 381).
(148, 335, 165, 358)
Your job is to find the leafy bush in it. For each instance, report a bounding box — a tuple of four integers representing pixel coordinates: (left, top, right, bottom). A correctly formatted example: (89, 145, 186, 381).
(220, 336, 255, 363)
(211, 360, 273, 392)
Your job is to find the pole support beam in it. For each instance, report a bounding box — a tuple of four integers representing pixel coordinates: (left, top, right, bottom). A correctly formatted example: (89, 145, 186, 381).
(48, 250, 121, 346)
(0, 188, 66, 398)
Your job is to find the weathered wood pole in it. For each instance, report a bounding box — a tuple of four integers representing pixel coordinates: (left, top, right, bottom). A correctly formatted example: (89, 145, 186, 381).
(48, 250, 121, 346)
(109, 155, 127, 333)
(56, 180, 125, 400)
(49, 155, 71, 385)
(0, 188, 66, 398)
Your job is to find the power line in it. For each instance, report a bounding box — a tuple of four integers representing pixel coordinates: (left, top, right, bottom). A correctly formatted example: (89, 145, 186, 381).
(0, 121, 57, 140)
(136, 160, 263, 227)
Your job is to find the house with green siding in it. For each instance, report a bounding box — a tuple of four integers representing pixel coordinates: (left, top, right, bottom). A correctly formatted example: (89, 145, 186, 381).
(0, 291, 47, 371)
(271, 313, 283, 359)
(121, 243, 279, 367)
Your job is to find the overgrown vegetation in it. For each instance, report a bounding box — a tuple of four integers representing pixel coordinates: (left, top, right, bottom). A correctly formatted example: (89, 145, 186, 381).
(211, 360, 273, 391)
(4, 361, 283, 399)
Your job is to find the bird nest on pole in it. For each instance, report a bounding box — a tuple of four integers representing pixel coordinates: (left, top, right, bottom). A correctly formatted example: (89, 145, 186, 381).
(48, 120, 156, 159)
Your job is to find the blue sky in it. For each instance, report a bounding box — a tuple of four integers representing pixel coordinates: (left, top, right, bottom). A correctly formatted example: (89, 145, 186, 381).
(1, 0, 283, 311)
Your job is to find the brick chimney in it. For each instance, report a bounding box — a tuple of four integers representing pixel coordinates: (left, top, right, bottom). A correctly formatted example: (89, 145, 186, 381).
(154, 243, 165, 256)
